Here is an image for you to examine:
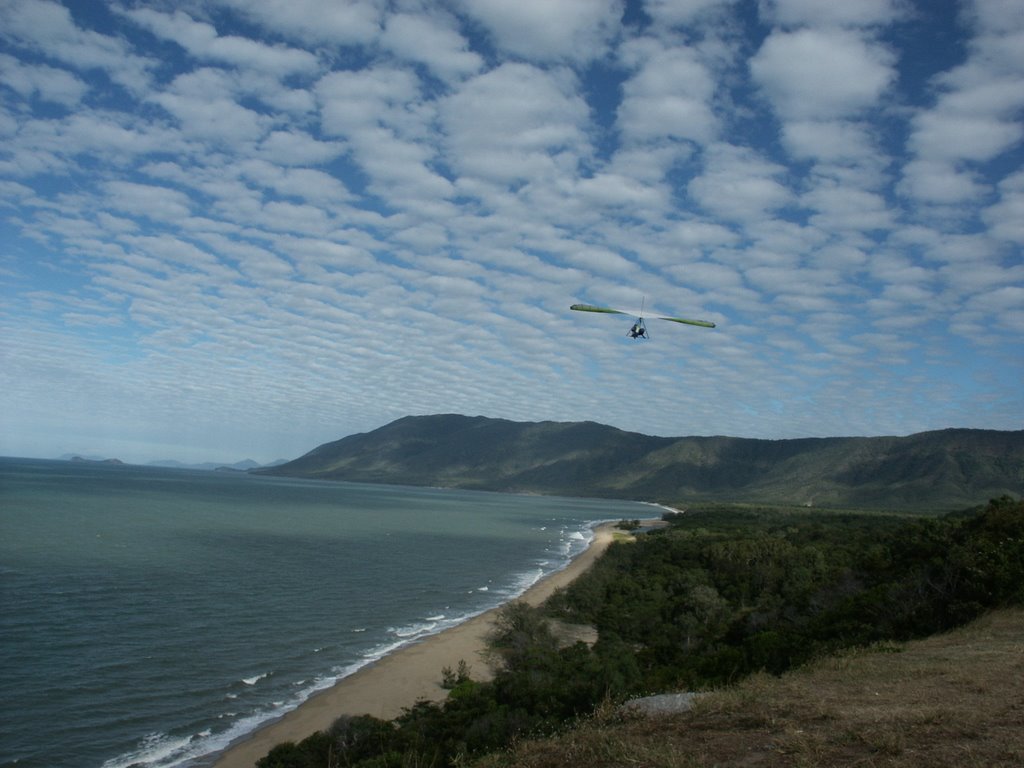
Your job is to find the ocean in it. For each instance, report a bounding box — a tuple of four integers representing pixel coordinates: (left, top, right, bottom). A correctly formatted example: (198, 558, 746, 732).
(0, 457, 647, 768)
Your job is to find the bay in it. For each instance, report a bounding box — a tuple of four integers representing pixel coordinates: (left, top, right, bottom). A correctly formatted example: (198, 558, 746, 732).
(0, 457, 647, 768)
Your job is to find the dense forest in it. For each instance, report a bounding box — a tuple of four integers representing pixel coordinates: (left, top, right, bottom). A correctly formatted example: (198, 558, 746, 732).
(257, 496, 1024, 768)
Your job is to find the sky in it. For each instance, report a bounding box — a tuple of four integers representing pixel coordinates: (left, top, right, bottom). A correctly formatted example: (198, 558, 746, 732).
(1, 0, 1022, 465)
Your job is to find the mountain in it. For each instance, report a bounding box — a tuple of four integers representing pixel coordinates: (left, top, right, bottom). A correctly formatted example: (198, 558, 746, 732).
(258, 415, 1024, 511)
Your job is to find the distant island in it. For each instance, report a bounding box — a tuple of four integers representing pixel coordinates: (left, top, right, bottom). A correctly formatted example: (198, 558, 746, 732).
(56, 455, 287, 472)
(146, 458, 284, 472)
(69, 455, 124, 465)
(258, 414, 1024, 511)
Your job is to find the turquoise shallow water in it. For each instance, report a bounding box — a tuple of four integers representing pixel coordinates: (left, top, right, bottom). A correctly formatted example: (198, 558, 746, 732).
(0, 458, 647, 768)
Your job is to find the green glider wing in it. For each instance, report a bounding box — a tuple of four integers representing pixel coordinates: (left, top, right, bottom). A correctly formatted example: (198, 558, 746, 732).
(570, 303, 716, 329)
(569, 304, 630, 316)
(657, 315, 717, 328)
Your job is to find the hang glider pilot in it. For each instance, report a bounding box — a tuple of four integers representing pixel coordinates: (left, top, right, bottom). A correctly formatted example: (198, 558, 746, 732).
(628, 319, 648, 339)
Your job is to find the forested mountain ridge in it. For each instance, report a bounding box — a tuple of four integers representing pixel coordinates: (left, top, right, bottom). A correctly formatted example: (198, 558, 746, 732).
(260, 415, 1024, 510)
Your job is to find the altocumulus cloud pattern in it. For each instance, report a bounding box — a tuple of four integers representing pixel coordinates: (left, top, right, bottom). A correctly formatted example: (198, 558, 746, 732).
(1, 0, 1022, 464)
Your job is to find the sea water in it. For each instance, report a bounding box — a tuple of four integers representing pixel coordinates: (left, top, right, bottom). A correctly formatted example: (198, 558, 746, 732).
(0, 458, 647, 768)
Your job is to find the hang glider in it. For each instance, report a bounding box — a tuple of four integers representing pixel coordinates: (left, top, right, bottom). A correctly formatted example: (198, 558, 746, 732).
(570, 302, 716, 339)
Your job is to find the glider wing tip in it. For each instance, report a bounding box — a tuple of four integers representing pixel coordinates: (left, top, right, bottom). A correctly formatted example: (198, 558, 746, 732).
(659, 316, 717, 328)
(570, 304, 624, 314)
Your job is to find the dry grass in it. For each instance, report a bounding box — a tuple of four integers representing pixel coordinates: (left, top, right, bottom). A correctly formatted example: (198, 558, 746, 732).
(475, 608, 1024, 768)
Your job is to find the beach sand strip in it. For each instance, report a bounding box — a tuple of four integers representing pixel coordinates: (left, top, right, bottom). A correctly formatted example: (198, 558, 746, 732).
(211, 522, 621, 768)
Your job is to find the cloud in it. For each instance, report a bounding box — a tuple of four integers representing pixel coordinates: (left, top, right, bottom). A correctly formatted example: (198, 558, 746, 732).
(103, 181, 193, 222)
(898, 159, 985, 205)
(120, 7, 319, 76)
(983, 170, 1024, 244)
(750, 28, 896, 120)
(0, 108, 184, 180)
(0, 53, 87, 105)
(457, 0, 622, 63)
(439, 63, 591, 184)
(256, 130, 345, 166)
(616, 39, 718, 145)
(0, 0, 153, 93)
(643, 0, 741, 26)
(236, 160, 353, 205)
(779, 119, 877, 162)
(759, 0, 906, 28)
(909, 111, 1022, 163)
(688, 143, 793, 222)
(667, 220, 740, 250)
(900, 0, 1024, 204)
(316, 66, 422, 137)
(211, 0, 384, 46)
(314, 66, 456, 210)
(966, 0, 1024, 35)
(381, 11, 483, 82)
(574, 172, 669, 210)
(802, 180, 893, 233)
(150, 68, 268, 144)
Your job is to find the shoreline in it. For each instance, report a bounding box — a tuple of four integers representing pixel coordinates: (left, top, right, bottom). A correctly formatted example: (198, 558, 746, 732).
(209, 520, 624, 768)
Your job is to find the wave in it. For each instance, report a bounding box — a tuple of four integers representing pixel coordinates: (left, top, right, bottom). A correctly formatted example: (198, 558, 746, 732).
(101, 732, 195, 768)
(390, 619, 441, 638)
(640, 500, 684, 516)
(241, 672, 269, 686)
(103, 667, 362, 768)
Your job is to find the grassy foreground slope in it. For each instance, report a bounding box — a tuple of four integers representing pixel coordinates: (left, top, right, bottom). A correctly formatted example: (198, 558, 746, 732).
(479, 607, 1024, 768)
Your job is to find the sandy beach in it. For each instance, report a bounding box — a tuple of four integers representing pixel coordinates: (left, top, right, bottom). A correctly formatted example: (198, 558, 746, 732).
(211, 521, 622, 768)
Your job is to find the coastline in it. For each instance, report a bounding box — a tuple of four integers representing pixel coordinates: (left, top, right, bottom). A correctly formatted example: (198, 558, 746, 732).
(210, 520, 623, 768)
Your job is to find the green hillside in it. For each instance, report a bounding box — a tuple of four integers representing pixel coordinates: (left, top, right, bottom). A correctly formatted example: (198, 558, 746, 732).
(260, 415, 1024, 511)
